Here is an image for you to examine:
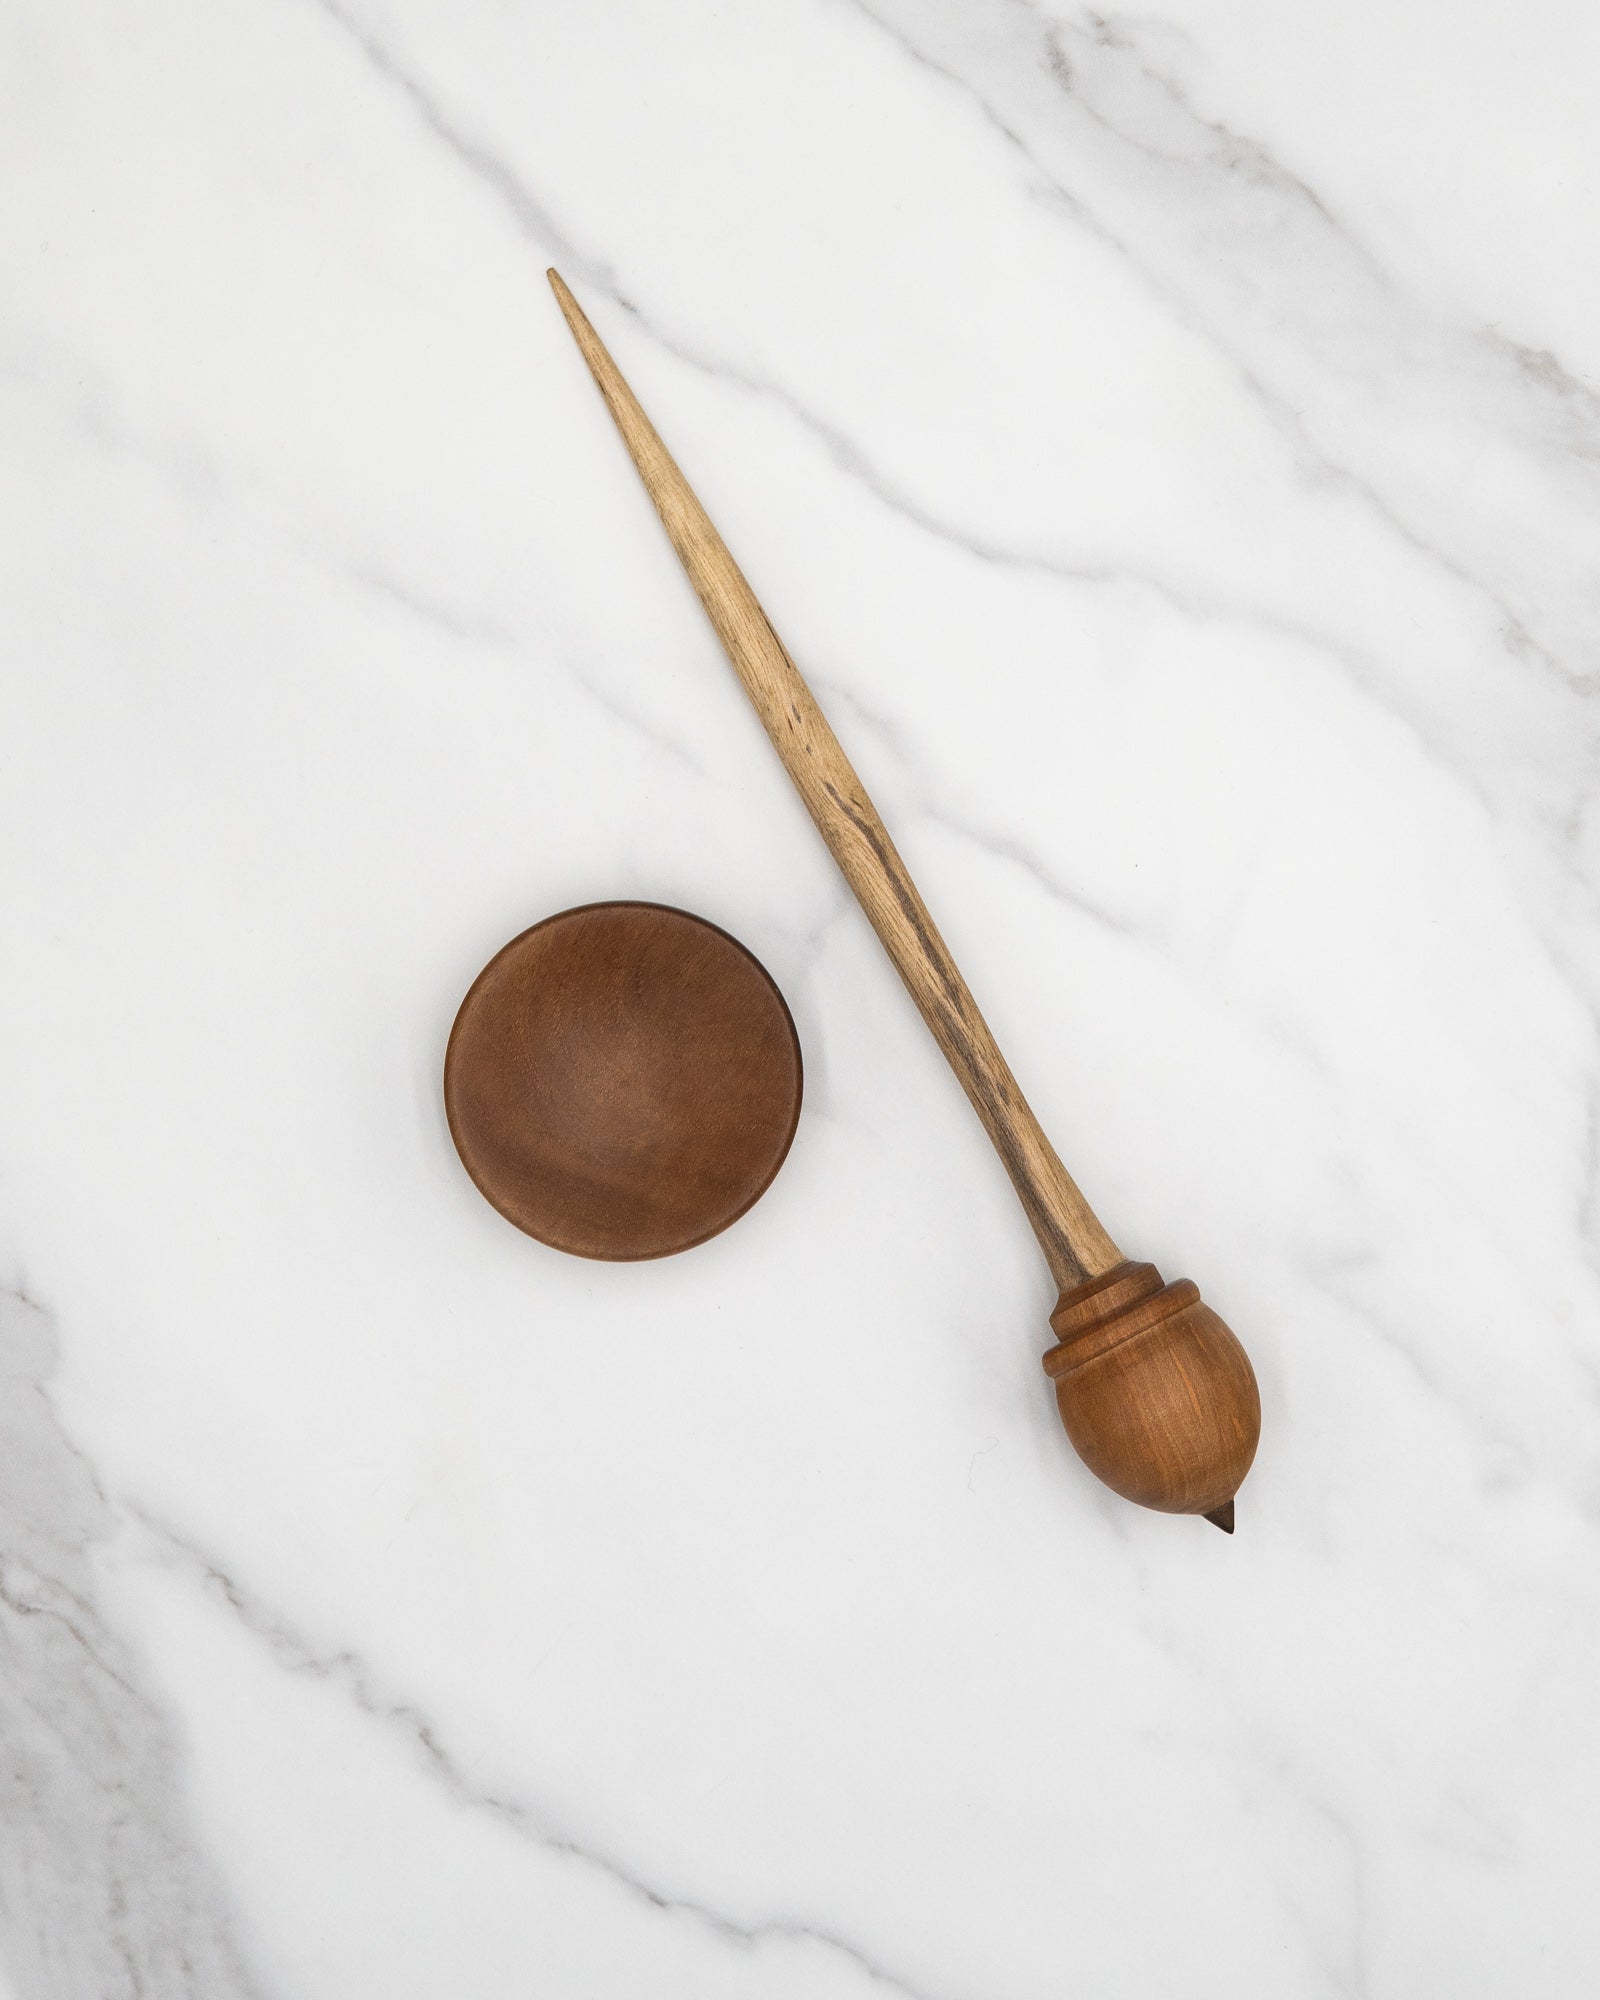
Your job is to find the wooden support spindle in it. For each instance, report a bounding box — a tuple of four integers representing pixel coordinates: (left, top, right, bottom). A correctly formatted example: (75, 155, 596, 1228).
(547, 271, 1260, 1529)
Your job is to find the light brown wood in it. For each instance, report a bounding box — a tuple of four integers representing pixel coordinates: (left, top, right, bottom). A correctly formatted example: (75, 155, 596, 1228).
(548, 271, 1260, 1526)
(548, 269, 1116, 1293)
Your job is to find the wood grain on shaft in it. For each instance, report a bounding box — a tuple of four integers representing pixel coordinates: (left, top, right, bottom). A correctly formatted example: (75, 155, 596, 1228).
(548, 270, 1120, 1289)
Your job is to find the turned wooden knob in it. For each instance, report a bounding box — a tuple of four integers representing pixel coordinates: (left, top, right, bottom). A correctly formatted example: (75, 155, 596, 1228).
(1043, 1264, 1260, 1527)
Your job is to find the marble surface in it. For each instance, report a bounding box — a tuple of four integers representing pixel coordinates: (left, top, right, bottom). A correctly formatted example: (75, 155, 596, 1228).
(3, 1, 1599, 1993)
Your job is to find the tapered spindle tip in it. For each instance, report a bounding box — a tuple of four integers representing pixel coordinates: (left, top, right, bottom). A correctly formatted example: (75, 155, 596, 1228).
(1203, 1500, 1235, 1534)
(547, 270, 601, 360)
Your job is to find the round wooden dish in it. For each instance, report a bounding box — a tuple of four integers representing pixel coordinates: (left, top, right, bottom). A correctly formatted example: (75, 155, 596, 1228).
(444, 901, 802, 1260)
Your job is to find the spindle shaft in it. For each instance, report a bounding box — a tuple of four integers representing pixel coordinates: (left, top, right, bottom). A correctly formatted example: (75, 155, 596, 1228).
(548, 270, 1119, 1292)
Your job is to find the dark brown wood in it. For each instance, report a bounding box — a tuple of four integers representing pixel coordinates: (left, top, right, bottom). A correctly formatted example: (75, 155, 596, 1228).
(445, 902, 802, 1260)
(548, 271, 1262, 1529)
(1043, 1265, 1260, 1517)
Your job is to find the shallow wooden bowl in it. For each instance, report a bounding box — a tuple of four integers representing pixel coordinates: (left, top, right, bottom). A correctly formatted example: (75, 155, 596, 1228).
(444, 901, 802, 1260)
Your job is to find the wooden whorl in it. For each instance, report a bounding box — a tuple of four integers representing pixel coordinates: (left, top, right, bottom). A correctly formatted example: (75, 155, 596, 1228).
(1043, 1264, 1260, 1520)
(445, 902, 802, 1260)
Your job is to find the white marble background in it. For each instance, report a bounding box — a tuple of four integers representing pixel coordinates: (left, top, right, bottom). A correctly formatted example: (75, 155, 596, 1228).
(3, 1, 1599, 1993)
